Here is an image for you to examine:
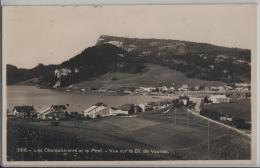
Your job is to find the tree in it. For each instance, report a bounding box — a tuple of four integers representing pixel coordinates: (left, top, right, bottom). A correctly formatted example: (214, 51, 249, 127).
(204, 96, 210, 104)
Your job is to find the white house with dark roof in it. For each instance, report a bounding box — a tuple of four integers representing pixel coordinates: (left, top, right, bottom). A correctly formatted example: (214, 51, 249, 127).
(38, 105, 68, 120)
(13, 106, 36, 118)
(83, 102, 110, 118)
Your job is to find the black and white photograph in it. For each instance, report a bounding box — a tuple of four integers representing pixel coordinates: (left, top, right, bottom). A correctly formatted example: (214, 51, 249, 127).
(1, 4, 258, 166)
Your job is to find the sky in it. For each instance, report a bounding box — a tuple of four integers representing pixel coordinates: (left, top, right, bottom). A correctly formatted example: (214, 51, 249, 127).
(3, 4, 257, 68)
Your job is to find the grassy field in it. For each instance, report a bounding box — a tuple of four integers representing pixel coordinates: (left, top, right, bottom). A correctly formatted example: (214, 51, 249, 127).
(202, 100, 251, 129)
(74, 63, 224, 90)
(7, 107, 250, 161)
(203, 100, 251, 119)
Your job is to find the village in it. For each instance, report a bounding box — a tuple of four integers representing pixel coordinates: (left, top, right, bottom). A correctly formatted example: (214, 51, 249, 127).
(65, 82, 251, 96)
(8, 81, 251, 131)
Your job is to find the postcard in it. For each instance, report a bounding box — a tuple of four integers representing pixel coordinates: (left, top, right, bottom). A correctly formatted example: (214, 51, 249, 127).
(1, 4, 258, 167)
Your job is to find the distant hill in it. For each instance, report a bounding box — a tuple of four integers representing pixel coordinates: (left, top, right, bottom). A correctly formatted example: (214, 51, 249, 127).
(7, 44, 144, 87)
(97, 35, 251, 83)
(7, 63, 57, 85)
(7, 35, 251, 88)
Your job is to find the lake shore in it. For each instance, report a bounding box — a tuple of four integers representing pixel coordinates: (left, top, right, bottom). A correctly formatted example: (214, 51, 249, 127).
(7, 85, 174, 112)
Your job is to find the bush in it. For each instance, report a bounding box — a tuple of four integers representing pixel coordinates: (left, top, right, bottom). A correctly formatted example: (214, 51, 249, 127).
(111, 76, 118, 81)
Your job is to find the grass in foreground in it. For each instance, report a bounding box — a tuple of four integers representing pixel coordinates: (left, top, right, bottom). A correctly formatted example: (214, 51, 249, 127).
(7, 108, 250, 161)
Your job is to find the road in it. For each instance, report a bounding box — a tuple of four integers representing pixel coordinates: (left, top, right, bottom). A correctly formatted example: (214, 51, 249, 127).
(186, 108, 251, 138)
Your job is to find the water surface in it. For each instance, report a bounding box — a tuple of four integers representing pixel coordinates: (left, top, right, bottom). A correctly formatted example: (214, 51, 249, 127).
(7, 85, 170, 112)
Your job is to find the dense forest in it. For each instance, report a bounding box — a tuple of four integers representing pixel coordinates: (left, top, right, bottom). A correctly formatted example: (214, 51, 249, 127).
(98, 35, 251, 83)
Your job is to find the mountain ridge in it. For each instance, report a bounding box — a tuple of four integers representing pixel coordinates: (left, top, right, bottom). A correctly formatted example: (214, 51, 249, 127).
(7, 35, 251, 88)
(98, 35, 251, 50)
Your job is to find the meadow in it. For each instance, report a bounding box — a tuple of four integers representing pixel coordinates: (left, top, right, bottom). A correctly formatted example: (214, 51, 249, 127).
(7, 107, 250, 161)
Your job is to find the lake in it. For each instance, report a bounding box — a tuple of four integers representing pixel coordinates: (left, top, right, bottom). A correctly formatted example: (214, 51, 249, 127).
(7, 85, 171, 112)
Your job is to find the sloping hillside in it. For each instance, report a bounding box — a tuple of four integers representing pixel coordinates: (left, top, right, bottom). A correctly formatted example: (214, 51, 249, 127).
(74, 63, 224, 90)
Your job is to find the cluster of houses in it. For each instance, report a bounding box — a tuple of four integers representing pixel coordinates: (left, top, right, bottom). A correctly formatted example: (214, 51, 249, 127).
(123, 83, 250, 95)
(68, 82, 251, 96)
(9, 92, 233, 121)
(92, 83, 251, 94)
(8, 100, 173, 120)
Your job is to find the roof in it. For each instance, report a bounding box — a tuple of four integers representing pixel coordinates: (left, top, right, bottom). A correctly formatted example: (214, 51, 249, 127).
(84, 105, 98, 113)
(95, 102, 107, 107)
(51, 105, 67, 111)
(84, 105, 107, 114)
(38, 107, 51, 115)
(13, 106, 35, 113)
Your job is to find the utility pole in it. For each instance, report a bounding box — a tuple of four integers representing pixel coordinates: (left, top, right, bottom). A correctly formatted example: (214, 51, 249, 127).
(187, 109, 190, 126)
(207, 120, 210, 155)
(174, 108, 176, 124)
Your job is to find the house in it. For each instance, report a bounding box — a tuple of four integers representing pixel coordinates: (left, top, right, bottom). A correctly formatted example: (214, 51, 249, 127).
(178, 84, 188, 91)
(169, 87, 175, 93)
(138, 103, 146, 112)
(38, 105, 68, 120)
(235, 83, 250, 88)
(117, 104, 142, 115)
(13, 106, 36, 118)
(54, 68, 72, 78)
(138, 87, 152, 92)
(179, 96, 190, 106)
(219, 113, 233, 121)
(235, 87, 249, 91)
(209, 95, 231, 104)
(84, 102, 110, 118)
(109, 107, 128, 116)
(123, 90, 132, 95)
(159, 86, 168, 93)
(194, 85, 200, 91)
(81, 88, 86, 92)
(204, 86, 210, 92)
(218, 86, 225, 92)
(224, 85, 233, 91)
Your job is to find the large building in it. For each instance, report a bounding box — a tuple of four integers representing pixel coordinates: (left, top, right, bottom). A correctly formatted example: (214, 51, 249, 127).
(38, 105, 67, 120)
(83, 102, 110, 118)
(13, 106, 36, 118)
(209, 95, 231, 104)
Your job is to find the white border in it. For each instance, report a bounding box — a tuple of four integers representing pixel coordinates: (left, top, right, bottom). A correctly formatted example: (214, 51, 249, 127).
(257, 0, 260, 166)
(1, 1, 260, 167)
(0, 0, 259, 5)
